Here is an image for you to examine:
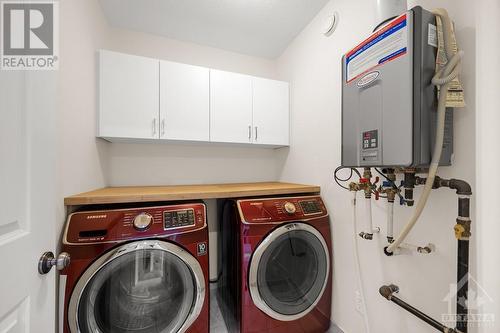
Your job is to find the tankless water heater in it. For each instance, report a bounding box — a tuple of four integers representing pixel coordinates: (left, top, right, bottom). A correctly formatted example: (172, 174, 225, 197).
(341, 6, 453, 168)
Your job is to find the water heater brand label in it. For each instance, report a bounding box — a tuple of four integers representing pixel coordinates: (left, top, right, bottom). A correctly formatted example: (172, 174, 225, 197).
(357, 71, 380, 87)
(345, 13, 408, 83)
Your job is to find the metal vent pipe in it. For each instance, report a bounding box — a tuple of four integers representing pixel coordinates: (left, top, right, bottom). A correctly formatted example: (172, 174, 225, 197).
(374, 0, 408, 31)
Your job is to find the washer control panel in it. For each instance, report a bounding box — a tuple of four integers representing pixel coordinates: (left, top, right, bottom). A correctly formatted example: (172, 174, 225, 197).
(164, 209, 195, 230)
(237, 196, 327, 224)
(299, 199, 323, 215)
(65, 203, 206, 244)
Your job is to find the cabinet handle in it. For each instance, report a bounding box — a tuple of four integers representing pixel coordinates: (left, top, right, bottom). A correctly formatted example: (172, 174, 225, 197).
(248, 125, 252, 140)
(255, 126, 258, 141)
(161, 119, 165, 137)
(152, 118, 157, 137)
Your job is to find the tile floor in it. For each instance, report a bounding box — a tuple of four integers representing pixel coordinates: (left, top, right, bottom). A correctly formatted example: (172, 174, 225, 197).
(209, 283, 343, 333)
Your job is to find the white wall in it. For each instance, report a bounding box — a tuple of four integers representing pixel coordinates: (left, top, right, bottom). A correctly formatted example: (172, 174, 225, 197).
(59, 0, 284, 195)
(476, 0, 500, 332)
(59, 0, 110, 200)
(276, 1, 478, 332)
(103, 13, 286, 187)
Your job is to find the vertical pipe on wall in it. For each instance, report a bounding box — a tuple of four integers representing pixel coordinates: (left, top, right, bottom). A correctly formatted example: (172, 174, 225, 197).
(365, 197, 373, 236)
(374, 0, 407, 31)
(456, 195, 471, 333)
(386, 201, 394, 242)
(457, 239, 469, 333)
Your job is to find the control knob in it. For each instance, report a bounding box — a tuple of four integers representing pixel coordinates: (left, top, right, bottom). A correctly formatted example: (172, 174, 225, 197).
(283, 202, 297, 215)
(133, 213, 153, 231)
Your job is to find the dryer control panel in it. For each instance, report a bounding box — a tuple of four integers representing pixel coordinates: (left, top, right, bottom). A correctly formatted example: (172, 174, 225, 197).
(237, 196, 328, 224)
(64, 203, 206, 244)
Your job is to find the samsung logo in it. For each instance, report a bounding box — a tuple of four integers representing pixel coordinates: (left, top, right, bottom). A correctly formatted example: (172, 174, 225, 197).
(86, 215, 107, 220)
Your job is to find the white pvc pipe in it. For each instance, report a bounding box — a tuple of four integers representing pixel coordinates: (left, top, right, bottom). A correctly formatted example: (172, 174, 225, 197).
(364, 196, 373, 235)
(352, 192, 371, 333)
(387, 201, 394, 240)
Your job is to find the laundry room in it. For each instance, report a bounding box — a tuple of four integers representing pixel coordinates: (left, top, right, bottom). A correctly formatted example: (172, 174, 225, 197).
(0, 0, 498, 332)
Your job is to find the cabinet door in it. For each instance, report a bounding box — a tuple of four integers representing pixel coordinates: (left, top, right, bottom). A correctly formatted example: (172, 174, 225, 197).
(99, 50, 160, 139)
(252, 77, 290, 146)
(210, 70, 253, 144)
(160, 61, 209, 141)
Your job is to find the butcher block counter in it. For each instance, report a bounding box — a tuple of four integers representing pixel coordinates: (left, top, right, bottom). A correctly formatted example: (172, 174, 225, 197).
(64, 182, 321, 206)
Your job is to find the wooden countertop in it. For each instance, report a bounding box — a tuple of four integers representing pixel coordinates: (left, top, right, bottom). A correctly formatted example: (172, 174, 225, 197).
(64, 182, 321, 206)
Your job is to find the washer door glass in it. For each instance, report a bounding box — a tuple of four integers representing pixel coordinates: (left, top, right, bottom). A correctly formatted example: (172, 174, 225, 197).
(77, 248, 195, 333)
(256, 228, 328, 316)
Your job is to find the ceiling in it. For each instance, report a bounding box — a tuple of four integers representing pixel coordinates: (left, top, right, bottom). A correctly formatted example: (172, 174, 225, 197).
(99, 0, 329, 59)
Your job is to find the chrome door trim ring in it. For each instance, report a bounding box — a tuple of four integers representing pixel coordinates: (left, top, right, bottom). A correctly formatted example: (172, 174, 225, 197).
(248, 222, 330, 321)
(68, 240, 206, 333)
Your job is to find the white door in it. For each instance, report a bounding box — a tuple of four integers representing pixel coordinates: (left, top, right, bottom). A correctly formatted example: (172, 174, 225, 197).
(160, 61, 209, 141)
(0, 70, 57, 331)
(252, 77, 290, 146)
(209, 70, 253, 144)
(98, 50, 160, 140)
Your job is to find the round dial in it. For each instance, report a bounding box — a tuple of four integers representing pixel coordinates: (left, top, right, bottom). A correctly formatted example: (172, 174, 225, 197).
(283, 202, 297, 215)
(133, 213, 153, 231)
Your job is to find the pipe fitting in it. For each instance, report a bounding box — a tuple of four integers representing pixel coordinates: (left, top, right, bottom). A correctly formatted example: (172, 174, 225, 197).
(359, 232, 373, 240)
(448, 179, 472, 196)
(433, 177, 472, 196)
(455, 217, 472, 240)
(379, 284, 399, 300)
(417, 245, 433, 254)
(403, 169, 416, 206)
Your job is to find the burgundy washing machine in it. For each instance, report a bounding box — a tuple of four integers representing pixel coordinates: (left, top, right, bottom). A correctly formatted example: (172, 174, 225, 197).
(59, 202, 209, 333)
(218, 195, 332, 333)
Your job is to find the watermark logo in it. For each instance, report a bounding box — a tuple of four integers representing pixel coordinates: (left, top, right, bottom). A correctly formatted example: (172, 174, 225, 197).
(442, 274, 495, 329)
(1, 1, 58, 70)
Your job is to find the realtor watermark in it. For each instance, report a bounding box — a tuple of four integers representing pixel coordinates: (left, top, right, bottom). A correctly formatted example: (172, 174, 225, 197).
(1, 0, 59, 70)
(442, 274, 495, 328)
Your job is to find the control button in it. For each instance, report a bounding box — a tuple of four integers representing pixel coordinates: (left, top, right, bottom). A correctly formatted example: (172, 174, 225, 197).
(283, 202, 297, 215)
(133, 213, 153, 231)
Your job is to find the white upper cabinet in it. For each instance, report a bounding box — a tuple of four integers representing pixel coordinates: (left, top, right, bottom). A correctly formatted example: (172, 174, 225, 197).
(252, 77, 290, 146)
(160, 61, 209, 141)
(209, 70, 253, 144)
(98, 50, 160, 139)
(98, 50, 289, 147)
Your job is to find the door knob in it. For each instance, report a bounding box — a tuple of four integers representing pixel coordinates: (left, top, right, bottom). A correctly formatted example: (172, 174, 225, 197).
(38, 251, 70, 275)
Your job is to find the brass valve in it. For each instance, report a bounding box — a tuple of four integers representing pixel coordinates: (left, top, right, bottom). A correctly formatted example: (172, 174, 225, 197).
(378, 185, 399, 203)
(454, 224, 465, 239)
(454, 218, 471, 240)
(349, 168, 379, 199)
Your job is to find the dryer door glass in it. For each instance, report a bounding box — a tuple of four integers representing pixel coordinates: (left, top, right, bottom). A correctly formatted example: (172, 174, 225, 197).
(76, 248, 196, 333)
(254, 227, 329, 317)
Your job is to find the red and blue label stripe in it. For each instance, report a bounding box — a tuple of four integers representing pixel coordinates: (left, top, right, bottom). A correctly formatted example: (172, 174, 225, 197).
(345, 14, 408, 83)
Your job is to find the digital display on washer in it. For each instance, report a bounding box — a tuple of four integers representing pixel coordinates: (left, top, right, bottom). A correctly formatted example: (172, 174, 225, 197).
(299, 200, 322, 214)
(164, 209, 195, 229)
